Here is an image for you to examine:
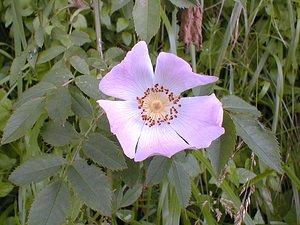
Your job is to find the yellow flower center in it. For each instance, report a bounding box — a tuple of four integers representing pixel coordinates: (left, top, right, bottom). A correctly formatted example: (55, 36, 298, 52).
(151, 100, 163, 112)
(136, 84, 181, 127)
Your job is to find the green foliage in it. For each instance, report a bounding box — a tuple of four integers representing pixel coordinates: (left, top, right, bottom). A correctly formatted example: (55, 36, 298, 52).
(207, 111, 236, 176)
(75, 75, 103, 99)
(41, 121, 79, 146)
(146, 156, 172, 185)
(14, 82, 56, 108)
(9, 50, 28, 85)
(0, 182, 14, 197)
(82, 133, 127, 170)
(168, 159, 191, 208)
(119, 183, 143, 208)
(28, 181, 71, 225)
(69, 86, 94, 119)
(169, 0, 196, 8)
(9, 155, 66, 186)
(133, 0, 161, 43)
(43, 68, 74, 86)
(230, 113, 282, 174)
(46, 86, 71, 125)
(221, 95, 261, 117)
(36, 46, 66, 65)
(69, 56, 90, 75)
(66, 160, 112, 216)
(0, 0, 299, 224)
(2, 97, 45, 144)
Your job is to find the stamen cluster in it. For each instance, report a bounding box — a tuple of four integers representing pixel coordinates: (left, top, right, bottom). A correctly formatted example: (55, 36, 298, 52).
(136, 83, 182, 127)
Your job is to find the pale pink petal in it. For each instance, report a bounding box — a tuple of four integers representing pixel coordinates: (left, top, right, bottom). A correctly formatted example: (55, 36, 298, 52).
(134, 124, 190, 162)
(99, 41, 154, 100)
(170, 94, 225, 148)
(97, 100, 144, 159)
(154, 52, 218, 95)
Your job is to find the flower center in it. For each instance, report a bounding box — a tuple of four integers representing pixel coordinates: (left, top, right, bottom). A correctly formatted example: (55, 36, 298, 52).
(136, 83, 181, 127)
(150, 99, 164, 112)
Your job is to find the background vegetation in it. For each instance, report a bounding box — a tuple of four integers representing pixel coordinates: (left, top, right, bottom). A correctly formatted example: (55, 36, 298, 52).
(0, 0, 299, 224)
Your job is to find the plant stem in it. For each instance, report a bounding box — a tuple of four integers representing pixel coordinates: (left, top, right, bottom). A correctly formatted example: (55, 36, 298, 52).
(93, 0, 104, 60)
(70, 111, 103, 163)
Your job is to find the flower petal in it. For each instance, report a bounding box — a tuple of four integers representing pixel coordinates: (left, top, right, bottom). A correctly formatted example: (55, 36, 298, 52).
(97, 100, 144, 159)
(99, 41, 154, 100)
(134, 124, 190, 162)
(154, 52, 218, 95)
(170, 94, 225, 148)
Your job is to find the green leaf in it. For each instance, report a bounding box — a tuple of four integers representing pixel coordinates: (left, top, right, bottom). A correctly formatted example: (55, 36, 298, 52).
(72, 14, 87, 30)
(28, 181, 71, 225)
(146, 156, 172, 186)
(132, 0, 160, 43)
(43, 68, 74, 86)
(69, 31, 91, 46)
(87, 57, 107, 71)
(14, 82, 56, 109)
(69, 86, 93, 119)
(75, 75, 103, 99)
(283, 165, 300, 191)
(111, 0, 130, 13)
(236, 168, 256, 184)
(11, 0, 26, 54)
(82, 133, 127, 171)
(120, 183, 143, 208)
(2, 97, 45, 144)
(122, 32, 132, 46)
(116, 18, 129, 33)
(27, 45, 39, 68)
(230, 113, 283, 174)
(116, 210, 134, 223)
(64, 46, 87, 59)
(0, 90, 13, 131)
(168, 160, 191, 208)
(9, 50, 28, 85)
(221, 95, 261, 117)
(104, 47, 125, 64)
(46, 87, 71, 125)
(207, 112, 236, 176)
(177, 154, 201, 178)
(37, 45, 66, 64)
(67, 160, 112, 216)
(161, 182, 181, 225)
(69, 56, 90, 75)
(41, 121, 79, 147)
(118, 158, 141, 187)
(9, 155, 66, 186)
(0, 182, 14, 197)
(35, 27, 44, 48)
(169, 0, 195, 8)
(0, 152, 16, 170)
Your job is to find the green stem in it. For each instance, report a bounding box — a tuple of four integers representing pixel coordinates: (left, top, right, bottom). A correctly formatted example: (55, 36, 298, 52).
(145, 186, 152, 221)
(93, 0, 104, 60)
(190, 44, 197, 73)
(70, 112, 103, 163)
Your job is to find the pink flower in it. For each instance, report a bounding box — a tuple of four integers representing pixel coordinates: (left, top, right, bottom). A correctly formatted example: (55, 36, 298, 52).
(97, 41, 224, 162)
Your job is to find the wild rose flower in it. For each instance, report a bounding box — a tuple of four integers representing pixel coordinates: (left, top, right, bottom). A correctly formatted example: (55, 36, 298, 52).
(97, 41, 224, 162)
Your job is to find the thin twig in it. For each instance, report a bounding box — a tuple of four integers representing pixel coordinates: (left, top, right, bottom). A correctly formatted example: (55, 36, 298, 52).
(70, 111, 104, 163)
